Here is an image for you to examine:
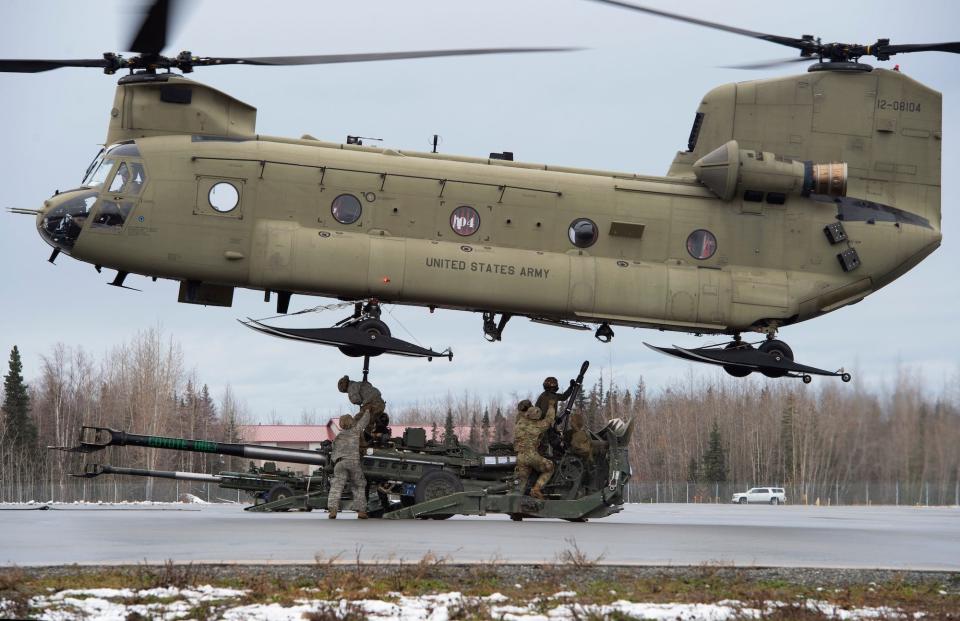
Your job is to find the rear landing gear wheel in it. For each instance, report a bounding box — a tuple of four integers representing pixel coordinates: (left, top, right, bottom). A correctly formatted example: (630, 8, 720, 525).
(758, 339, 794, 378)
(723, 341, 753, 378)
(841, 373, 852, 383)
(802, 374, 812, 384)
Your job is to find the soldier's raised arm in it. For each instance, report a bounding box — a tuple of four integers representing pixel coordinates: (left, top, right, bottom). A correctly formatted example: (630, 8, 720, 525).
(355, 409, 371, 432)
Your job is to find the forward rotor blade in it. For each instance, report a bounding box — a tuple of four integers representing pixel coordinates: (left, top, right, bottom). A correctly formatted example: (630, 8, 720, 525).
(585, 0, 811, 51)
(0, 58, 108, 73)
(722, 56, 812, 70)
(128, 0, 170, 55)
(883, 41, 960, 55)
(193, 47, 581, 67)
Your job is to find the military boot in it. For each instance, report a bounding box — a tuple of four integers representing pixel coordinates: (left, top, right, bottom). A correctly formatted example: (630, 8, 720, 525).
(530, 486, 545, 500)
(328, 509, 337, 519)
(357, 511, 369, 520)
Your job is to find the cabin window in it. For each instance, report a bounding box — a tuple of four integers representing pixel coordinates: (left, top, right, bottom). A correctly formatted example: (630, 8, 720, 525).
(331, 193, 362, 224)
(686, 229, 717, 260)
(568, 218, 598, 248)
(209, 182, 240, 213)
(450, 205, 480, 236)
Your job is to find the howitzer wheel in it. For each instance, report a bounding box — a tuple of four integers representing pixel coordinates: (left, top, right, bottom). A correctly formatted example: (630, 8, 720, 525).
(413, 470, 463, 520)
(266, 484, 294, 511)
(558, 455, 584, 482)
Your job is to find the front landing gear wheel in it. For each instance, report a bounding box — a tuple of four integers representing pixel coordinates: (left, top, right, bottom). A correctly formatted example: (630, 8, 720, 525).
(355, 318, 391, 338)
(758, 339, 794, 378)
(723, 342, 752, 378)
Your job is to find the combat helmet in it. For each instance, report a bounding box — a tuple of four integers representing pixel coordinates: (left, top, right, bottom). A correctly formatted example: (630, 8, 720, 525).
(339, 413, 355, 430)
(517, 399, 533, 413)
(524, 406, 544, 421)
(337, 375, 350, 392)
(543, 376, 559, 391)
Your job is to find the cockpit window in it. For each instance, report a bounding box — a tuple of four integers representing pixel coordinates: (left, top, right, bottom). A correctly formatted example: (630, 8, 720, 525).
(106, 161, 148, 195)
(39, 190, 98, 251)
(82, 148, 104, 184)
(84, 158, 116, 188)
(91, 200, 135, 230)
(109, 162, 129, 192)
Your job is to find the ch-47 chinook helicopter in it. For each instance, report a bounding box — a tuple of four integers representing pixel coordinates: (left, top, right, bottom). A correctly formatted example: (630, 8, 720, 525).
(4, 0, 951, 382)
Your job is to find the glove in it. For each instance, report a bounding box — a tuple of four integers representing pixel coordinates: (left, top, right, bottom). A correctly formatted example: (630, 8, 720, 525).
(569, 379, 577, 388)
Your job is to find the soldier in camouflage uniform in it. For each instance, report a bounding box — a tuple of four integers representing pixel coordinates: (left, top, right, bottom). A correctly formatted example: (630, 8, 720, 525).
(338, 375, 386, 447)
(535, 376, 575, 417)
(513, 399, 556, 499)
(327, 410, 371, 519)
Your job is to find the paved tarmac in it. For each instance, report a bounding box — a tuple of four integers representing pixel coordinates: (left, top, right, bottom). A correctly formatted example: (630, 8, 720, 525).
(2, 504, 957, 569)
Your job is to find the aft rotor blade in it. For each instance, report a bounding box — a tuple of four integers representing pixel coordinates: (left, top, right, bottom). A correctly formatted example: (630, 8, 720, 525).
(128, 0, 171, 55)
(722, 56, 812, 70)
(585, 0, 811, 51)
(192, 47, 581, 67)
(0, 58, 109, 73)
(882, 41, 960, 55)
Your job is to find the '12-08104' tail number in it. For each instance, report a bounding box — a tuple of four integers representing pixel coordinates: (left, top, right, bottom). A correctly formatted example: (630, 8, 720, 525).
(878, 99, 921, 112)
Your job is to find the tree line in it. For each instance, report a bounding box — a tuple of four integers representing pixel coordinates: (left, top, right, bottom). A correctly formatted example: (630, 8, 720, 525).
(0, 330, 248, 502)
(3, 332, 958, 503)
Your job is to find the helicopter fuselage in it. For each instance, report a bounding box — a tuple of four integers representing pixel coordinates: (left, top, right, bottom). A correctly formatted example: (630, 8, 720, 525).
(36, 68, 942, 338)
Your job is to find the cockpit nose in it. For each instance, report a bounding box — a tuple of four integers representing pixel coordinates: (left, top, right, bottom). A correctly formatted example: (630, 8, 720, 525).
(37, 189, 98, 255)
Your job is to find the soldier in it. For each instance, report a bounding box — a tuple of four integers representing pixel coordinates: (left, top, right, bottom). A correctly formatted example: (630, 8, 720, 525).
(327, 410, 370, 519)
(535, 376, 576, 417)
(338, 375, 387, 447)
(513, 399, 556, 499)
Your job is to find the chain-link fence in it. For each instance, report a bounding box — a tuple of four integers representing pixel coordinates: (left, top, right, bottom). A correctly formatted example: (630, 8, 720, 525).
(4, 479, 960, 507)
(2, 480, 245, 505)
(623, 481, 960, 506)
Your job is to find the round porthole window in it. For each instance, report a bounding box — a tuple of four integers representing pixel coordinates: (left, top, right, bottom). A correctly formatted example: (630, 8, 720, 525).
(450, 205, 480, 236)
(568, 218, 598, 248)
(208, 182, 239, 213)
(331, 194, 362, 224)
(686, 229, 717, 260)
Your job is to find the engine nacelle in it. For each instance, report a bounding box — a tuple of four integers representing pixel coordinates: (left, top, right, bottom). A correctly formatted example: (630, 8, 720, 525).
(693, 139, 846, 202)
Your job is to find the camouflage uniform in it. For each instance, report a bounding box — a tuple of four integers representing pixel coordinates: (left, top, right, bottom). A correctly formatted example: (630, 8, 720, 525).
(513, 402, 557, 498)
(535, 384, 573, 419)
(568, 411, 594, 461)
(345, 379, 386, 417)
(328, 410, 370, 516)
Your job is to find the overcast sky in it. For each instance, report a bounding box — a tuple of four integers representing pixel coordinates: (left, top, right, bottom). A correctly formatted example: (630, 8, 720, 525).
(1, 0, 957, 422)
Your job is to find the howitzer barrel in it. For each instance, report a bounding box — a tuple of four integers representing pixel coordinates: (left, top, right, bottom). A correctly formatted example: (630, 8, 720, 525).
(76, 463, 221, 483)
(77, 426, 329, 467)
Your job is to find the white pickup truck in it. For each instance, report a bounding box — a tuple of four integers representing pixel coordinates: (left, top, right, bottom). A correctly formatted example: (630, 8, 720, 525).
(731, 487, 786, 505)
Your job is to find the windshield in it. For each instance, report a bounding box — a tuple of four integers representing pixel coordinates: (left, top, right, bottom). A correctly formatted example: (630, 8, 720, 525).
(84, 158, 116, 188)
(82, 148, 104, 185)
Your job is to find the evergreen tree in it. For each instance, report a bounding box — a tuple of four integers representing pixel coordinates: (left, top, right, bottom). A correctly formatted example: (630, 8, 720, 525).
(493, 408, 508, 443)
(480, 408, 491, 451)
(2, 346, 36, 452)
(687, 457, 700, 483)
(780, 396, 796, 483)
(430, 421, 439, 442)
(701, 420, 727, 482)
(443, 408, 456, 445)
(468, 412, 479, 448)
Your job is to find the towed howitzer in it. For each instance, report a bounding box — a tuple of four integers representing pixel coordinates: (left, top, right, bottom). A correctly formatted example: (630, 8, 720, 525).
(73, 462, 323, 509)
(555, 360, 590, 431)
(63, 371, 634, 520)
